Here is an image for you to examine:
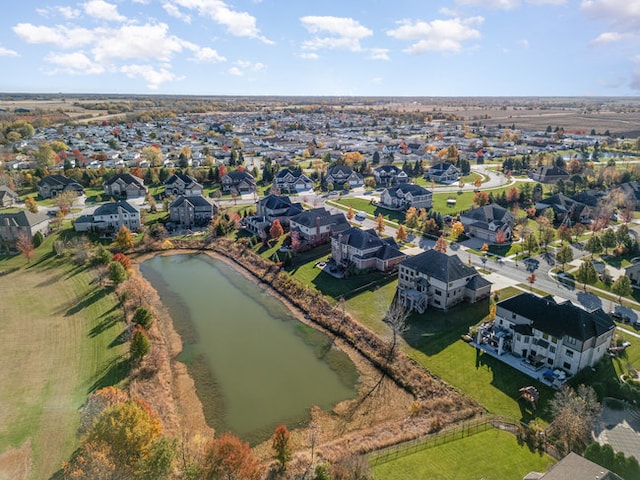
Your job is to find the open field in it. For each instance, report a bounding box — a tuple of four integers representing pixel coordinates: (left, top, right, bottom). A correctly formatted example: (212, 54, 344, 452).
(371, 428, 555, 480)
(0, 246, 126, 479)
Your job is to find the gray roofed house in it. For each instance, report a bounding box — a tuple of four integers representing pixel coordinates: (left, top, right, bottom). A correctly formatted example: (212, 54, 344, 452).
(331, 227, 407, 273)
(535, 193, 592, 226)
(75, 200, 140, 234)
(37, 174, 84, 199)
(164, 173, 203, 196)
(379, 184, 432, 211)
(324, 165, 363, 189)
(425, 162, 461, 184)
(0, 210, 49, 252)
(490, 293, 615, 375)
(397, 249, 491, 312)
(103, 173, 147, 199)
(524, 452, 621, 480)
(528, 165, 569, 184)
(460, 202, 514, 243)
(373, 165, 409, 187)
(221, 170, 256, 194)
(289, 207, 350, 246)
(273, 168, 314, 193)
(0, 186, 18, 208)
(169, 195, 215, 228)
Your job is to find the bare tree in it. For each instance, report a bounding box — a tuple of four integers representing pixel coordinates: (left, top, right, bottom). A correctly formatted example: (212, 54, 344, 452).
(548, 384, 601, 455)
(15, 231, 34, 263)
(384, 298, 409, 363)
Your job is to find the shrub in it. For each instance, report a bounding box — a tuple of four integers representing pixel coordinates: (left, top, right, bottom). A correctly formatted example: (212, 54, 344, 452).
(132, 307, 154, 329)
(33, 231, 44, 248)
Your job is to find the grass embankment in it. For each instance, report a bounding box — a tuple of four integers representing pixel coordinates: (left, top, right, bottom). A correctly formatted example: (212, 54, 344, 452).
(371, 429, 554, 480)
(0, 240, 126, 480)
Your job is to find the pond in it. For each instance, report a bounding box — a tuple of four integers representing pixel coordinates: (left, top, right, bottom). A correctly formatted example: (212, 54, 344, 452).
(140, 254, 359, 444)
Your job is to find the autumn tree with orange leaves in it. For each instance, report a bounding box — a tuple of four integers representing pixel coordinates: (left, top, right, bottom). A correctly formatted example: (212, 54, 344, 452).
(202, 432, 262, 480)
(434, 235, 448, 253)
(271, 424, 292, 473)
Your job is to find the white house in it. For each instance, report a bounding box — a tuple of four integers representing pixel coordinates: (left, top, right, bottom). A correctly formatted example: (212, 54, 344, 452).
(379, 184, 432, 211)
(75, 201, 140, 234)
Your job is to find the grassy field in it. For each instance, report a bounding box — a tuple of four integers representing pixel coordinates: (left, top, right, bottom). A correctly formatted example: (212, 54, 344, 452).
(371, 428, 555, 480)
(0, 237, 127, 479)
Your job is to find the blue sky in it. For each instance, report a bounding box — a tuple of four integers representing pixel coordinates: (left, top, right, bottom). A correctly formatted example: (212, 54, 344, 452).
(0, 0, 638, 96)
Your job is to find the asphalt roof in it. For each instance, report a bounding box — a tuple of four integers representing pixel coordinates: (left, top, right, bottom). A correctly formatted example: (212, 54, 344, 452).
(401, 249, 479, 283)
(497, 293, 615, 342)
(0, 210, 49, 227)
(169, 195, 214, 208)
(93, 201, 139, 216)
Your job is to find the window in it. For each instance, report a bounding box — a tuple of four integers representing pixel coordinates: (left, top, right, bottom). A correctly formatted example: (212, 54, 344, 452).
(566, 350, 574, 358)
(563, 362, 571, 370)
(551, 336, 557, 343)
(550, 346, 556, 354)
(516, 334, 521, 341)
(567, 337, 577, 346)
(435, 289, 442, 296)
(542, 333, 549, 340)
(512, 313, 516, 320)
(524, 337, 530, 344)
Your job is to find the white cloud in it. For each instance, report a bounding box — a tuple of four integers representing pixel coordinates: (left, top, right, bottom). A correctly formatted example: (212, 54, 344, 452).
(91, 23, 186, 63)
(45, 51, 105, 74)
(36, 6, 81, 19)
(299, 52, 319, 60)
(228, 60, 265, 76)
(13, 23, 95, 49)
(82, 0, 126, 22)
(163, 3, 192, 23)
(300, 16, 373, 53)
(228, 66, 243, 76)
(189, 46, 226, 62)
(519, 38, 529, 48)
(582, 0, 640, 30)
(165, 0, 272, 43)
(589, 31, 629, 46)
(528, 0, 566, 4)
(387, 17, 483, 54)
(368, 48, 390, 60)
(439, 7, 459, 16)
(0, 46, 19, 57)
(120, 64, 183, 89)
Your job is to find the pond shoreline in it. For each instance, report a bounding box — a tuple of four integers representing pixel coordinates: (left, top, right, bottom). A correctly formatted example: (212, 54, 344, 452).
(130, 240, 482, 464)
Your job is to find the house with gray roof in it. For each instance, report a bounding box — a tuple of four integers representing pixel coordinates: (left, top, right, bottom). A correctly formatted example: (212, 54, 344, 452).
(164, 173, 203, 197)
(460, 203, 514, 243)
(331, 227, 407, 273)
(169, 195, 215, 228)
(74, 201, 140, 234)
(0, 211, 49, 252)
(373, 165, 409, 187)
(221, 170, 256, 195)
(524, 452, 621, 480)
(528, 165, 569, 184)
(37, 174, 84, 199)
(103, 173, 147, 199)
(289, 207, 350, 246)
(490, 293, 615, 375)
(425, 162, 461, 184)
(273, 168, 314, 193)
(324, 165, 363, 189)
(379, 184, 432, 211)
(397, 249, 491, 313)
(0, 186, 18, 208)
(535, 193, 592, 226)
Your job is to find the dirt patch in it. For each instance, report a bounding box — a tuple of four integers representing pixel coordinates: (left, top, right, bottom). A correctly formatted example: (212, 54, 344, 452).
(0, 440, 31, 480)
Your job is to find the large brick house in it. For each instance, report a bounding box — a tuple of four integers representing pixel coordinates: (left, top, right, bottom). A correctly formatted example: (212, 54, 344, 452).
(289, 207, 350, 246)
(331, 227, 407, 273)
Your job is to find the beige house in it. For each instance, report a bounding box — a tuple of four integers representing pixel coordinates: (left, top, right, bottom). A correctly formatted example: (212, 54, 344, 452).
(0, 211, 49, 252)
(331, 227, 407, 273)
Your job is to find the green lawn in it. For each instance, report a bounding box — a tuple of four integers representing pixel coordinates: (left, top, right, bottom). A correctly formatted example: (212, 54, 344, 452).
(331, 198, 405, 224)
(371, 428, 555, 480)
(0, 235, 127, 479)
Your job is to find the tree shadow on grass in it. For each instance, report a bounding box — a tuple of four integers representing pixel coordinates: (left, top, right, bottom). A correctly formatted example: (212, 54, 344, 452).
(66, 287, 108, 316)
(89, 313, 121, 338)
(88, 355, 129, 393)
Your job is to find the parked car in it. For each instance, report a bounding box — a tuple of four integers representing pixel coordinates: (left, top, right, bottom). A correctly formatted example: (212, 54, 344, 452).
(354, 211, 367, 222)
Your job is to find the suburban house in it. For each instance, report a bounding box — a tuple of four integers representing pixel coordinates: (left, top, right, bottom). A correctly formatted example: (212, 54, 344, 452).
(244, 194, 304, 236)
(103, 173, 147, 199)
(373, 165, 409, 187)
(528, 165, 569, 183)
(397, 249, 491, 313)
(487, 293, 615, 376)
(425, 162, 461, 184)
(169, 195, 215, 228)
(74, 201, 140, 234)
(163, 173, 203, 197)
(618, 181, 640, 210)
(289, 207, 350, 246)
(460, 203, 514, 243)
(0, 186, 18, 208)
(524, 452, 622, 480)
(324, 165, 364, 189)
(535, 193, 592, 226)
(0, 211, 50, 252)
(221, 170, 256, 195)
(331, 227, 407, 273)
(624, 260, 640, 285)
(379, 184, 432, 211)
(37, 174, 84, 199)
(273, 168, 314, 193)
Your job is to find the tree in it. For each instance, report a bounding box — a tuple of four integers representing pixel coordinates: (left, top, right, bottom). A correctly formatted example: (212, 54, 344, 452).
(114, 225, 135, 251)
(584, 443, 640, 480)
(269, 219, 284, 239)
(473, 191, 490, 206)
(16, 231, 35, 263)
(473, 176, 482, 189)
(141, 145, 162, 167)
(271, 425, 292, 473)
(548, 385, 601, 455)
(130, 326, 151, 363)
(601, 228, 617, 254)
(575, 258, 598, 290)
(202, 432, 262, 480)
(396, 224, 408, 242)
(374, 213, 385, 234)
(557, 225, 572, 244)
(524, 233, 539, 257)
(79, 386, 130, 436)
(434, 235, 448, 253)
(611, 275, 632, 302)
(584, 235, 603, 258)
(384, 298, 409, 363)
(24, 196, 38, 213)
(55, 190, 77, 216)
(133, 306, 155, 329)
(112, 252, 131, 271)
(93, 245, 112, 266)
(450, 221, 465, 240)
(540, 227, 555, 251)
(346, 205, 354, 221)
(404, 206, 419, 229)
(35, 143, 57, 168)
(108, 261, 127, 285)
(527, 272, 536, 291)
(495, 229, 507, 244)
(555, 244, 573, 272)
